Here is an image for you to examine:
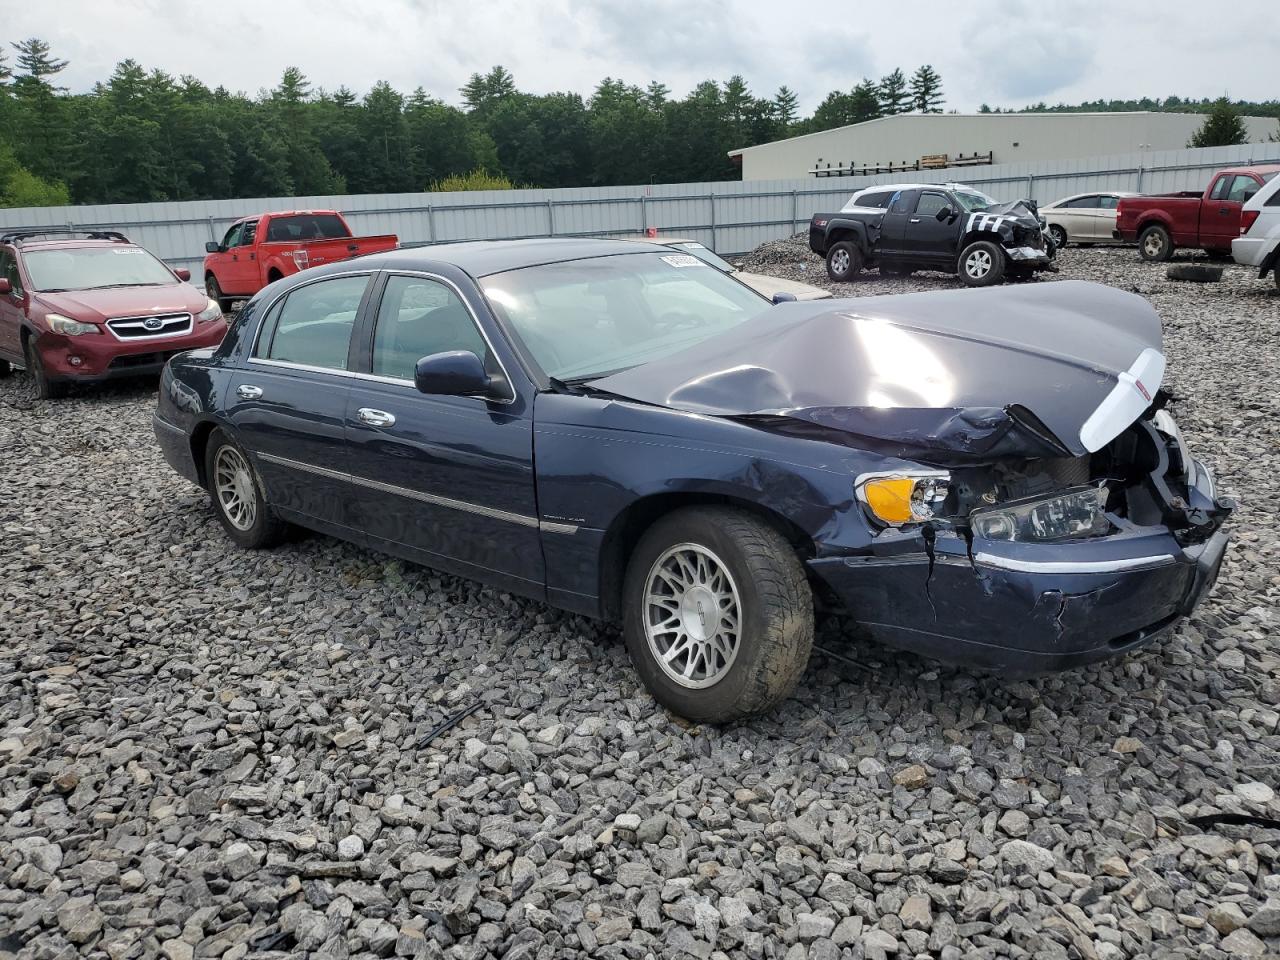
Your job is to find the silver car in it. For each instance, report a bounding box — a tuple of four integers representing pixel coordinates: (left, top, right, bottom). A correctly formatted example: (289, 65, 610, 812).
(1041, 192, 1137, 248)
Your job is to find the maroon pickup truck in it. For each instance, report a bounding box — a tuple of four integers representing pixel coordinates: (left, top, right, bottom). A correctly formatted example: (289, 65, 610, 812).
(1116, 165, 1280, 261)
(203, 210, 398, 310)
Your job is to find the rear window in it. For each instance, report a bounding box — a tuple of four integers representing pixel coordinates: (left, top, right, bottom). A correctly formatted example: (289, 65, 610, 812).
(264, 214, 351, 243)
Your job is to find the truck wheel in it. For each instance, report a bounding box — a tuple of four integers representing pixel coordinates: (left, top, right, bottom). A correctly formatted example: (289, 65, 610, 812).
(206, 274, 232, 314)
(24, 337, 67, 400)
(1138, 225, 1173, 262)
(205, 428, 288, 549)
(825, 241, 862, 282)
(1048, 224, 1068, 248)
(958, 240, 1006, 287)
(622, 506, 813, 723)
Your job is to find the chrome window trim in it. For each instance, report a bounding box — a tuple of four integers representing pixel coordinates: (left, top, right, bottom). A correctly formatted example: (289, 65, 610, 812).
(105, 312, 193, 342)
(973, 552, 1175, 574)
(255, 451, 575, 534)
(246, 268, 516, 404)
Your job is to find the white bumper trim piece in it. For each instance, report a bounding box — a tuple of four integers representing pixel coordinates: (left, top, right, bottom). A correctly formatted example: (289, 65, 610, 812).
(1079, 347, 1165, 453)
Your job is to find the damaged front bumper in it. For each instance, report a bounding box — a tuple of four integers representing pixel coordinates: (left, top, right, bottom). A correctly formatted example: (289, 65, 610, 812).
(809, 457, 1232, 675)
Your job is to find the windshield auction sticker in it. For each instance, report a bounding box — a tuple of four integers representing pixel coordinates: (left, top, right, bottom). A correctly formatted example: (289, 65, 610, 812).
(660, 254, 705, 268)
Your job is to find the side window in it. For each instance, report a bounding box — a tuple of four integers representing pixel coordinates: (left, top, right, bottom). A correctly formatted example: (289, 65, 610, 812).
(1209, 176, 1232, 201)
(914, 192, 950, 217)
(255, 274, 369, 370)
(238, 221, 259, 247)
(371, 275, 487, 381)
(888, 190, 917, 215)
(1227, 175, 1259, 203)
(0, 251, 23, 296)
(221, 224, 243, 249)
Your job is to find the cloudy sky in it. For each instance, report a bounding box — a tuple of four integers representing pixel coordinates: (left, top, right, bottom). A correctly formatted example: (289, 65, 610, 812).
(16, 0, 1280, 112)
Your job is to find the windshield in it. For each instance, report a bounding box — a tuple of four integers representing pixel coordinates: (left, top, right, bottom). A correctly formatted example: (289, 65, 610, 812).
(24, 246, 178, 292)
(952, 190, 1000, 213)
(481, 253, 772, 381)
(668, 241, 737, 274)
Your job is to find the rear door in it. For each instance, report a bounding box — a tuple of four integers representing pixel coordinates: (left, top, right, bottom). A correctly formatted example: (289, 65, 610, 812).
(0, 249, 25, 362)
(903, 190, 960, 262)
(1199, 174, 1249, 250)
(343, 270, 543, 596)
(877, 189, 920, 256)
(227, 271, 374, 534)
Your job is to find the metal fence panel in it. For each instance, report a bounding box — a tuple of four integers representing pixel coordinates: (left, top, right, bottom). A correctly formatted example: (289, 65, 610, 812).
(2, 142, 1277, 278)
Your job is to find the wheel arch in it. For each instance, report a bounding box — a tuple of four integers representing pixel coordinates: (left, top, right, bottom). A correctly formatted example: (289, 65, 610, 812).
(595, 491, 815, 621)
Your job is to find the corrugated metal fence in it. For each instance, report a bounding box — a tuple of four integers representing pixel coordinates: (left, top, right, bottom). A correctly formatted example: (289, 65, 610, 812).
(1, 141, 1276, 277)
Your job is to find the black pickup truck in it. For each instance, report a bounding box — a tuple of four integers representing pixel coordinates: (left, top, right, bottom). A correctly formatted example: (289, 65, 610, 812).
(809, 184, 1055, 286)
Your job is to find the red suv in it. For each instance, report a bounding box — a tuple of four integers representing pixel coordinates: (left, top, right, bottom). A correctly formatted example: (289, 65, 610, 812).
(0, 230, 228, 398)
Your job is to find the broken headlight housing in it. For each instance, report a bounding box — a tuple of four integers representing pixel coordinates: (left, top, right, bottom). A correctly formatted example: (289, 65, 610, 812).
(970, 485, 1111, 542)
(856, 471, 950, 527)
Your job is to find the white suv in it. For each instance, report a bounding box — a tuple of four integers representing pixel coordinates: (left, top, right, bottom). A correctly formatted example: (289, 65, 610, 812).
(1232, 173, 1280, 290)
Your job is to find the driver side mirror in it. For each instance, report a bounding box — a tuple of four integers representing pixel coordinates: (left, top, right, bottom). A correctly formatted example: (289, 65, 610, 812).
(414, 350, 509, 401)
(205, 241, 222, 254)
(0, 279, 10, 296)
(936, 205, 956, 222)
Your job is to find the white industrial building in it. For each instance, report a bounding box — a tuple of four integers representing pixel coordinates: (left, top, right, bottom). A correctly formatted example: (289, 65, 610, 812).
(728, 112, 1278, 181)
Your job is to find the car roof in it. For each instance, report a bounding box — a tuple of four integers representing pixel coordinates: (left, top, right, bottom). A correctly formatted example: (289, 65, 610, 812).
(360, 237, 672, 278)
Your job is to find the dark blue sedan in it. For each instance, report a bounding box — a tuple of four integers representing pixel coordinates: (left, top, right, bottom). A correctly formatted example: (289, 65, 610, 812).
(154, 239, 1231, 721)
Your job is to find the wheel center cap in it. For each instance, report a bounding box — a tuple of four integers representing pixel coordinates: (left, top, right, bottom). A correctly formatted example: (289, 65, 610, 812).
(680, 586, 716, 642)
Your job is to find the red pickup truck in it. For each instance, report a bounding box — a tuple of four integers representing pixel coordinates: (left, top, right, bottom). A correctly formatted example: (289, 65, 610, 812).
(203, 210, 398, 309)
(1116, 165, 1280, 261)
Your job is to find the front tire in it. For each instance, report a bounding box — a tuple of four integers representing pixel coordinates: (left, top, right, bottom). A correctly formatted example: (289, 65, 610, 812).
(204, 428, 287, 549)
(622, 507, 813, 723)
(24, 337, 67, 399)
(825, 241, 862, 283)
(205, 274, 232, 314)
(1138, 225, 1173, 262)
(958, 240, 1006, 287)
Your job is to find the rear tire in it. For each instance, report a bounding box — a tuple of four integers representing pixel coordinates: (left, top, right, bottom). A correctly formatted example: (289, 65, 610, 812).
(957, 240, 1006, 287)
(24, 337, 67, 399)
(1138, 225, 1173, 262)
(205, 274, 232, 314)
(204, 428, 287, 549)
(1047, 224, 1067, 248)
(825, 241, 862, 283)
(622, 506, 813, 723)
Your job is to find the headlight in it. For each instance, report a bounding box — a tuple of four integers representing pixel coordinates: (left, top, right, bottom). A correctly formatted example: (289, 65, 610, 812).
(856, 471, 950, 526)
(46, 314, 99, 336)
(971, 486, 1110, 542)
(196, 298, 222, 323)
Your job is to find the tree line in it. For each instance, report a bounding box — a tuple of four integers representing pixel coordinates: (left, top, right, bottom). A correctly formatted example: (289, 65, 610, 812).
(0, 36, 1276, 209)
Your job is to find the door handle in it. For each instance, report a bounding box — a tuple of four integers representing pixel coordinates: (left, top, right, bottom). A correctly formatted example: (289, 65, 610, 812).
(236, 384, 263, 400)
(357, 407, 396, 428)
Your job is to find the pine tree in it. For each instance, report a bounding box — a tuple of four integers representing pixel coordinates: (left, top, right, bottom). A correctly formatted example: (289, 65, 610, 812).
(878, 68, 910, 115)
(1188, 96, 1247, 147)
(909, 65, 944, 113)
(773, 86, 799, 129)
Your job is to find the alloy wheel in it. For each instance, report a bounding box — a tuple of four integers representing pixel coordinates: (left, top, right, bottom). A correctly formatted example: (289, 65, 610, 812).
(965, 249, 993, 279)
(214, 446, 258, 531)
(643, 543, 742, 689)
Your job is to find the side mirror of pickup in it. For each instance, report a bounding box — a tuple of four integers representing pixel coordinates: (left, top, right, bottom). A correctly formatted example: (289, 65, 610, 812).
(414, 350, 510, 401)
(936, 205, 956, 222)
(205, 241, 222, 254)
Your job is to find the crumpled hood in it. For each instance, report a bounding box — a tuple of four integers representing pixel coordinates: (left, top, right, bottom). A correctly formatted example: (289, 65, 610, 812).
(591, 281, 1164, 464)
(35, 284, 206, 323)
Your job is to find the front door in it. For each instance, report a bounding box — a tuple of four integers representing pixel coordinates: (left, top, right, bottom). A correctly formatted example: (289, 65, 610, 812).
(343, 271, 543, 596)
(904, 190, 961, 262)
(0, 249, 26, 362)
(227, 272, 374, 534)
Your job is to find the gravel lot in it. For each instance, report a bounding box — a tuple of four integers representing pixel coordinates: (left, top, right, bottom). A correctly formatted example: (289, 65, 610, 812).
(2, 245, 1279, 960)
